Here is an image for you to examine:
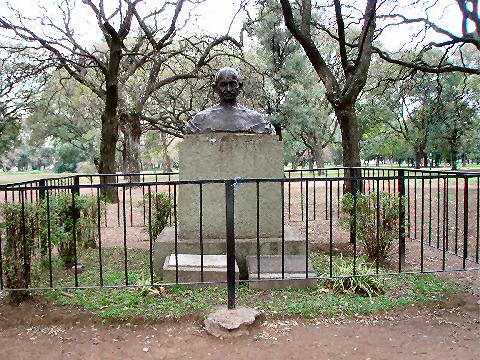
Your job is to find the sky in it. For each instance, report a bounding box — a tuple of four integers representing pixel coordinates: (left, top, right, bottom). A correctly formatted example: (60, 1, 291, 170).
(0, 0, 468, 56)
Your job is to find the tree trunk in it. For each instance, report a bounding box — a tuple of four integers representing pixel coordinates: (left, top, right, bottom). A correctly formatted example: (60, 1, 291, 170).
(88, 143, 95, 167)
(334, 103, 362, 193)
(160, 133, 172, 172)
(121, 112, 142, 182)
(99, 84, 119, 203)
(313, 146, 324, 176)
(450, 146, 458, 170)
(308, 149, 314, 170)
(98, 35, 123, 203)
(414, 151, 422, 169)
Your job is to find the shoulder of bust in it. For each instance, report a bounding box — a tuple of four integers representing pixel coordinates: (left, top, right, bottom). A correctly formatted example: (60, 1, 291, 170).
(196, 104, 222, 116)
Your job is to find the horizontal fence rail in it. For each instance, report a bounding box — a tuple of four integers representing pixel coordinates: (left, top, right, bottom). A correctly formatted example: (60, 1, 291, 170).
(0, 167, 479, 308)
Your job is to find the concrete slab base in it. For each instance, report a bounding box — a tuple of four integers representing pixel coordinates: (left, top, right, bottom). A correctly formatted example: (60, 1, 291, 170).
(246, 255, 317, 290)
(154, 225, 306, 279)
(162, 254, 239, 286)
(204, 306, 260, 338)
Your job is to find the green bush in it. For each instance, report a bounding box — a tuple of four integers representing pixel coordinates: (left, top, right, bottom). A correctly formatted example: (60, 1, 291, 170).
(140, 192, 172, 240)
(324, 256, 386, 297)
(38, 193, 101, 268)
(340, 191, 405, 263)
(0, 201, 37, 303)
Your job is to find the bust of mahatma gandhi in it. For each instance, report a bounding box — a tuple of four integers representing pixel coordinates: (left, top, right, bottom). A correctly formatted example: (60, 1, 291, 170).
(185, 67, 272, 134)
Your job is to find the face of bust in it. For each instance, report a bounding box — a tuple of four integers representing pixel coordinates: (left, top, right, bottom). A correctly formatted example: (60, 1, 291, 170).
(214, 71, 242, 104)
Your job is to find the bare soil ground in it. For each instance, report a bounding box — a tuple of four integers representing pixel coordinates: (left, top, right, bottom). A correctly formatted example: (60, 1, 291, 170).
(0, 292, 478, 360)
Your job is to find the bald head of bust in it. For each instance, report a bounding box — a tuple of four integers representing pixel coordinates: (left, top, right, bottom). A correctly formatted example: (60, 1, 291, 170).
(213, 67, 243, 105)
(185, 67, 272, 135)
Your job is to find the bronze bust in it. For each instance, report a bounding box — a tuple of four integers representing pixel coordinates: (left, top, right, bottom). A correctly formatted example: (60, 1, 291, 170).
(185, 67, 272, 134)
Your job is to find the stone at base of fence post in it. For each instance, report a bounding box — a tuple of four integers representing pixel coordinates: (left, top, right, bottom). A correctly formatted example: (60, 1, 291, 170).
(204, 307, 260, 338)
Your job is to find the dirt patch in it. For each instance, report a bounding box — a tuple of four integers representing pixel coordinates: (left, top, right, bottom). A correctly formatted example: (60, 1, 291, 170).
(0, 292, 478, 360)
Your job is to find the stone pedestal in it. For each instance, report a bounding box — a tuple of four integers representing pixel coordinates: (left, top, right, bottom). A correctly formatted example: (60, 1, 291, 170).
(162, 254, 239, 285)
(154, 132, 306, 281)
(246, 255, 316, 290)
(154, 226, 306, 278)
(178, 133, 284, 239)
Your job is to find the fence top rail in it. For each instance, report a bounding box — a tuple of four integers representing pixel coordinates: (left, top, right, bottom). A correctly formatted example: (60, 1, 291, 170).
(0, 174, 76, 188)
(0, 173, 475, 192)
(1, 166, 478, 188)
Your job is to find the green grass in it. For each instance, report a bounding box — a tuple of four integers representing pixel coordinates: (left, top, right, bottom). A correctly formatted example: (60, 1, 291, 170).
(31, 247, 458, 321)
(0, 171, 74, 185)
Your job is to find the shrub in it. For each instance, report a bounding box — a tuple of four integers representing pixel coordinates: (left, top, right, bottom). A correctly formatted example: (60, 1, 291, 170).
(324, 256, 386, 297)
(38, 193, 101, 268)
(340, 191, 405, 263)
(0, 201, 38, 303)
(140, 192, 172, 239)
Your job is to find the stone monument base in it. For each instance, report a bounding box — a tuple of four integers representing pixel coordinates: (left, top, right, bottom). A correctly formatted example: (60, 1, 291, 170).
(154, 225, 306, 279)
(246, 255, 316, 290)
(162, 254, 239, 286)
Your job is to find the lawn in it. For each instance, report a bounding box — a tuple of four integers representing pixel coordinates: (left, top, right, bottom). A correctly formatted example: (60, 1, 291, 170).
(29, 247, 458, 321)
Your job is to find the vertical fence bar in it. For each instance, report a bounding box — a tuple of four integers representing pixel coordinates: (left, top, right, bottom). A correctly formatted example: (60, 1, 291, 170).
(352, 177, 358, 276)
(174, 184, 178, 283)
(142, 176, 146, 227)
(420, 177, 425, 273)
(46, 190, 53, 288)
(455, 177, 459, 255)
(300, 170, 304, 221)
(407, 172, 411, 237)
(117, 175, 120, 227)
(122, 185, 128, 286)
(443, 177, 447, 270)
(387, 169, 391, 193)
(0, 192, 2, 290)
(428, 173, 432, 246)
(73, 175, 80, 196)
(382, 169, 385, 191)
(96, 188, 103, 287)
(90, 176, 93, 196)
(329, 179, 333, 275)
(398, 170, 406, 273)
(437, 175, 441, 248)
(148, 185, 153, 285)
(305, 180, 309, 278)
(414, 173, 417, 239)
(72, 188, 78, 287)
(199, 183, 204, 282)
(337, 169, 340, 218)
(281, 181, 285, 279)
(313, 172, 316, 221)
(324, 170, 328, 220)
(375, 179, 380, 274)
(256, 181, 260, 280)
(445, 177, 449, 252)
(225, 180, 235, 310)
(168, 175, 172, 226)
(463, 177, 469, 270)
(21, 190, 28, 289)
(129, 175, 133, 227)
(477, 177, 479, 264)
(288, 172, 291, 221)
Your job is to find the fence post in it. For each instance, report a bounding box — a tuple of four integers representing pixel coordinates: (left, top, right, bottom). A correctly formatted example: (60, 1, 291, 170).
(349, 168, 360, 244)
(463, 176, 469, 270)
(38, 179, 46, 201)
(225, 180, 236, 310)
(73, 175, 80, 197)
(398, 169, 406, 272)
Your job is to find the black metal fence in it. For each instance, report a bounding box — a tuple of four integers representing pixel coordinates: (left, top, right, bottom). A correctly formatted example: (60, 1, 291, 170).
(0, 167, 479, 308)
